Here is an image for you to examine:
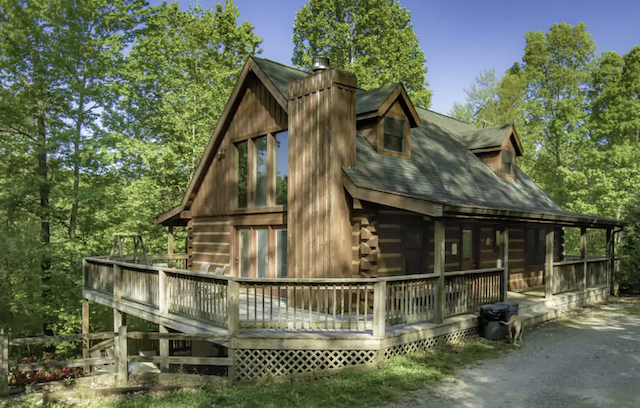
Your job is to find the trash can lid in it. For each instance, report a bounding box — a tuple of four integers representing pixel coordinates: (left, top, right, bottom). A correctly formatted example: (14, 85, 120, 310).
(480, 303, 509, 312)
(495, 301, 519, 307)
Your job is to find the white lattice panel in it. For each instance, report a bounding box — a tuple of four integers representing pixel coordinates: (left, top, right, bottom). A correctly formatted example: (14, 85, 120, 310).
(234, 349, 376, 381)
(383, 326, 480, 361)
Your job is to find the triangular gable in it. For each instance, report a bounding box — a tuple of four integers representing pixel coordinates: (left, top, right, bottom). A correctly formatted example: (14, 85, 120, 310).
(461, 124, 524, 157)
(356, 83, 421, 127)
(505, 125, 524, 156)
(155, 56, 289, 224)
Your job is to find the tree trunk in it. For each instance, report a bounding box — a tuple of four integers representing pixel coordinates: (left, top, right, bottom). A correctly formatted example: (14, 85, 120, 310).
(68, 89, 85, 239)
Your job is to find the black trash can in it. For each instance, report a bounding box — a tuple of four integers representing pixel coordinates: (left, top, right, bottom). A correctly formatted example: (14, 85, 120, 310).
(478, 303, 509, 340)
(495, 301, 519, 320)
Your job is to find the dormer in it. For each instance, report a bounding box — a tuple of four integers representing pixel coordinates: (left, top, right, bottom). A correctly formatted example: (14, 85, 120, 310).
(459, 124, 524, 180)
(356, 84, 421, 159)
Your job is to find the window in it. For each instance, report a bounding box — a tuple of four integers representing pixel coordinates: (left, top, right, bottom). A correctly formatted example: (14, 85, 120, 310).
(502, 150, 515, 177)
(236, 141, 248, 208)
(275, 131, 288, 205)
(254, 136, 268, 207)
(462, 229, 473, 261)
(239, 229, 250, 277)
(235, 132, 288, 209)
(276, 229, 287, 278)
(383, 117, 405, 153)
(236, 227, 287, 278)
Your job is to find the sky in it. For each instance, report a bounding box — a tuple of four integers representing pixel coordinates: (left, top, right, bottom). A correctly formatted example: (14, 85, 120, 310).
(151, 0, 640, 115)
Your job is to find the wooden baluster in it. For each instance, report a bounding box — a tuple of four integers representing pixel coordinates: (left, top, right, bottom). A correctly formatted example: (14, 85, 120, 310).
(325, 284, 329, 329)
(363, 284, 368, 330)
(332, 285, 337, 330)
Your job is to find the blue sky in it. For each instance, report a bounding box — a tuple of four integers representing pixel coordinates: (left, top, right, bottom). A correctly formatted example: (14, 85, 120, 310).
(152, 0, 640, 114)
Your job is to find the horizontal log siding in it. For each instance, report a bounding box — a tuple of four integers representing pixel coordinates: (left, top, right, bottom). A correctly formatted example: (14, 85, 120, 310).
(188, 218, 231, 271)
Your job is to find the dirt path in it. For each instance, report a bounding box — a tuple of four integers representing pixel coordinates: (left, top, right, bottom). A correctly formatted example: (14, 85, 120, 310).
(386, 301, 640, 408)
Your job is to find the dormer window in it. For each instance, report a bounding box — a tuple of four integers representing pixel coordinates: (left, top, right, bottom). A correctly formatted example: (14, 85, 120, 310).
(383, 117, 406, 153)
(502, 150, 515, 177)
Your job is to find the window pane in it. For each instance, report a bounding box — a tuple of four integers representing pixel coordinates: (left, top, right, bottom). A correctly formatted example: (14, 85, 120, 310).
(236, 141, 248, 208)
(384, 134, 404, 153)
(462, 230, 473, 260)
(502, 151, 514, 176)
(275, 132, 288, 205)
(256, 228, 268, 278)
(239, 229, 250, 277)
(384, 118, 405, 152)
(255, 136, 268, 207)
(276, 229, 287, 278)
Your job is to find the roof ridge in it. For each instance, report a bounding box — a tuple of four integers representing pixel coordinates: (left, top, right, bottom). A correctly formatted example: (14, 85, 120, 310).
(252, 56, 310, 75)
(414, 106, 474, 126)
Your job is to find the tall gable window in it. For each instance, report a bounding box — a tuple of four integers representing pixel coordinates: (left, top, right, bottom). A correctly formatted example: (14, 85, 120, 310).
(235, 131, 288, 209)
(383, 117, 406, 153)
(502, 150, 515, 177)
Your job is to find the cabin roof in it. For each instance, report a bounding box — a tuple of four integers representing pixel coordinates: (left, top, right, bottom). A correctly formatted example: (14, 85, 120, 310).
(156, 57, 624, 228)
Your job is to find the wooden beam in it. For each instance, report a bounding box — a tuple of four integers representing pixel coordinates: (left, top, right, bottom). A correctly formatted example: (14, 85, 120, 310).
(580, 227, 587, 291)
(343, 175, 442, 217)
(159, 325, 169, 371)
(116, 325, 128, 386)
(372, 280, 386, 339)
(434, 220, 445, 324)
(167, 226, 174, 266)
(502, 226, 509, 301)
(82, 299, 90, 373)
(545, 229, 554, 299)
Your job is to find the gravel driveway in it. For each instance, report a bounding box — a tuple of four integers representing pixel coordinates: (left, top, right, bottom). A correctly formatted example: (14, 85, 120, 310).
(387, 301, 640, 408)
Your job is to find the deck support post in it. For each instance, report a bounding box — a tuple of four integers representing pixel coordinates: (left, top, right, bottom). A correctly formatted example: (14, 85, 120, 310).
(580, 227, 588, 291)
(168, 226, 174, 267)
(159, 325, 169, 371)
(115, 325, 128, 386)
(0, 329, 8, 397)
(434, 219, 446, 324)
(501, 226, 509, 301)
(545, 229, 555, 300)
(82, 298, 90, 373)
(373, 280, 386, 339)
(227, 280, 240, 336)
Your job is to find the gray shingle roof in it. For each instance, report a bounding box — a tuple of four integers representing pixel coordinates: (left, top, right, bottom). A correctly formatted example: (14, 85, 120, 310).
(343, 108, 566, 215)
(457, 124, 512, 151)
(355, 84, 398, 115)
(252, 58, 618, 223)
(252, 57, 309, 99)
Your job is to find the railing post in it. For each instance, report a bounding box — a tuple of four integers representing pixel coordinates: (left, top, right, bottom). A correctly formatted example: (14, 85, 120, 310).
(0, 329, 8, 397)
(159, 325, 169, 371)
(82, 299, 90, 374)
(158, 269, 167, 315)
(545, 229, 555, 300)
(373, 280, 386, 339)
(434, 219, 445, 324)
(501, 226, 509, 302)
(581, 227, 588, 291)
(167, 226, 174, 267)
(113, 263, 126, 330)
(115, 325, 128, 386)
(227, 280, 240, 335)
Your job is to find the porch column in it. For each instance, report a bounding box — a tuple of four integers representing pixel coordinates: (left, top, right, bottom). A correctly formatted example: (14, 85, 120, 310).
(580, 227, 588, 291)
(434, 219, 445, 324)
(501, 226, 509, 301)
(545, 229, 555, 300)
(167, 226, 174, 267)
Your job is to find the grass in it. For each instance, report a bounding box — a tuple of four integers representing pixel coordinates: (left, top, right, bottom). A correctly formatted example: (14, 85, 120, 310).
(1, 339, 511, 408)
(622, 300, 640, 316)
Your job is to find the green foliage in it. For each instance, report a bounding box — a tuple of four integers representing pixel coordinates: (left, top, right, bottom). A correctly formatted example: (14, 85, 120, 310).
(292, 0, 432, 107)
(620, 198, 640, 289)
(1, 340, 509, 408)
(0, 0, 261, 338)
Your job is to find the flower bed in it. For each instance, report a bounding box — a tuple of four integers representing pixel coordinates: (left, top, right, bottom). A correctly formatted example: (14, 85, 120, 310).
(8, 355, 87, 387)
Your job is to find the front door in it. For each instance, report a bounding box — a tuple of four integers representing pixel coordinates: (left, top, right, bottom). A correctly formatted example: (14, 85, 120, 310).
(461, 226, 476, 270)
(404, 225, 424, 274)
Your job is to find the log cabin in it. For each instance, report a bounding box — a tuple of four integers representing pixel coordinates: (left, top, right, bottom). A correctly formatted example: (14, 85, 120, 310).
(154, 55, 623, 292)
(78, 56, 623, 385)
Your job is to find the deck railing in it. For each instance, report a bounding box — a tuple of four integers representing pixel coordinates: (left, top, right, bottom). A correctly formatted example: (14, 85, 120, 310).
(552, 257, 610, 294)
(83, 257, 506, 337)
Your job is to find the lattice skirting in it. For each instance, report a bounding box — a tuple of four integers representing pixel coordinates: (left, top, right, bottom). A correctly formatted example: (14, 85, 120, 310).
(234, 349, 377, 382)
(383, 326, 479, 360)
